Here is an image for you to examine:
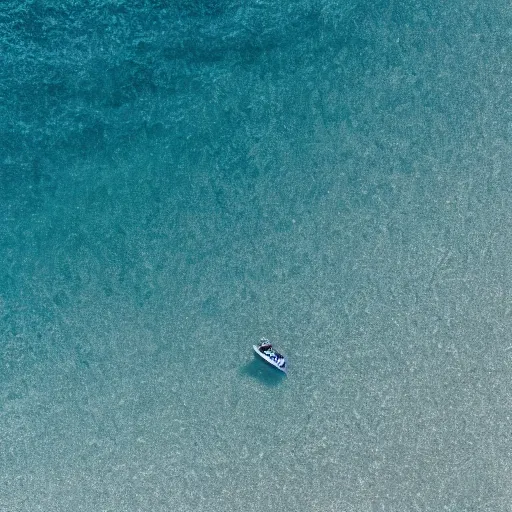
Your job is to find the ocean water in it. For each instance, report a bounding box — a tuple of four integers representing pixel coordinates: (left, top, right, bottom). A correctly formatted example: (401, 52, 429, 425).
(2, 0, 512, 510)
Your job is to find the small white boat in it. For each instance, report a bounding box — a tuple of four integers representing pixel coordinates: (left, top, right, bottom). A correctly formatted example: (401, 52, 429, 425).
(253, 339, 288, 374)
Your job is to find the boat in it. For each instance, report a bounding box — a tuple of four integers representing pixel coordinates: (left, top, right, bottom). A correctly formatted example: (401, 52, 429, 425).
(253, 339, 288, 374)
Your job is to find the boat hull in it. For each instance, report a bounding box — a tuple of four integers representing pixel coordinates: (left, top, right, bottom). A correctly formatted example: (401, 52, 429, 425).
(253, 345, 288, 374)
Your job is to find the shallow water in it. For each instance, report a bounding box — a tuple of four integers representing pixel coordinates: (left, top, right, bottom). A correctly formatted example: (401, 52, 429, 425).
(2, 0, 512, 510)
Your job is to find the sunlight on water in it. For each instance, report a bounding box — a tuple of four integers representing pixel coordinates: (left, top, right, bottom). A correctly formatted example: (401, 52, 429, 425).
(1, 0, 512, 510)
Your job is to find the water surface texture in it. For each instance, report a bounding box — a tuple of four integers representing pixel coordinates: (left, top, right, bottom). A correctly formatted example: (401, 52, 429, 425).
(2, 1, 512, 510)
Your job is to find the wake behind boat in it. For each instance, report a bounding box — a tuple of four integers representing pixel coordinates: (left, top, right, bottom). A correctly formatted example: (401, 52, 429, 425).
(253, 339, 288, 374)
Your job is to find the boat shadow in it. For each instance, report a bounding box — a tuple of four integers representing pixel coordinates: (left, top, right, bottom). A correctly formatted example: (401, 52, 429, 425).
(240, 358, 287, 387)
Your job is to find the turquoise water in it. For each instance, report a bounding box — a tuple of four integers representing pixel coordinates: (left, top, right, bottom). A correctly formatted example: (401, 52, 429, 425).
(2, 1, 512, 510)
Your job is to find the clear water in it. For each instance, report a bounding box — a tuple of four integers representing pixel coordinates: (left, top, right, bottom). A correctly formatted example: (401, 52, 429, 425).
(1, 1, 512, 510)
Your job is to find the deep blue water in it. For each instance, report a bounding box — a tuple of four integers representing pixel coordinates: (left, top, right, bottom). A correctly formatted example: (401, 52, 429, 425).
(2, 1, 512, 510)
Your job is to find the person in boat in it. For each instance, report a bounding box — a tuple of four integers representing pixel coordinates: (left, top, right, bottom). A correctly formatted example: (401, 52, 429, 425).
(267, 350, 285, 367)
(258, 339, 273, 352)
(259, 338, 285, 362)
